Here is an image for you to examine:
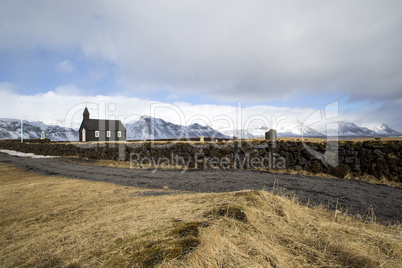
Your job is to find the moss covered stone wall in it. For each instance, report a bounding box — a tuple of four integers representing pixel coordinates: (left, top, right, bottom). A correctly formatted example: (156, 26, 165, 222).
(0, 139, 400, 182)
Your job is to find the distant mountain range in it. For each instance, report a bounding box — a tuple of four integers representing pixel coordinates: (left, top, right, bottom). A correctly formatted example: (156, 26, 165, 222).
(0, 117, 400, 141)
(231, 121, 401, 138)
(125, 116, 227, 140)
(0, 118, 78, 141)
(219, 129, 256, 139)
(317, 121, 400, 137)
(371, 123, 401, 135)
(248, 122, 325, 138)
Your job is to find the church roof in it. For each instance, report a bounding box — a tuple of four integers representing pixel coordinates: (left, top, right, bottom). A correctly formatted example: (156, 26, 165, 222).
(81, 119, 126, 131)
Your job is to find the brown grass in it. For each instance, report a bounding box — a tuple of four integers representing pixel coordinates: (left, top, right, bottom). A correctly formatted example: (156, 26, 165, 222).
(261, 167, 402, 188)
(0, 163, 401, 267)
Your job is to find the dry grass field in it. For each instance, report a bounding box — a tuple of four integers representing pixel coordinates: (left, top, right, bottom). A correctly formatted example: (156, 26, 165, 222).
(0, 163, 401, 267)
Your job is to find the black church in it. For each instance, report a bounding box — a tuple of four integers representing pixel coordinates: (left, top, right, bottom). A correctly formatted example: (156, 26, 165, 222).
(79, 107, 126, 142)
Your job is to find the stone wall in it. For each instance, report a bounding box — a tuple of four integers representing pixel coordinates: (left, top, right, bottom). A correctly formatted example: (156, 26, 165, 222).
(0, 139, 401, 182)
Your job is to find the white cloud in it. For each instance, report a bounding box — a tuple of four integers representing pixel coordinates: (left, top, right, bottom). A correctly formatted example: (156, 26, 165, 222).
(0, 89, 400, 132)
(56, 60, 75, 73)
(54, 85, 84, 95)
(0, 82, 15, 92)
(0, 88, 314, 129)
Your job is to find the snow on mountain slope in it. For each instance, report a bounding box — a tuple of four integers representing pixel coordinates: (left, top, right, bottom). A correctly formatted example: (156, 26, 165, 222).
(1, 117, 399, 142)
(0, 118, 78, 141)
(276, 121, 325, 137)
(186, 122, 228, 138)
(302, 121, 378, 137)
(229, 121, 400, 138)
(219, 129, 255, 139)
(220, 122, 324, 138)
(125, 116, 228, 140)
(333, 121, 376, 136)
(306, 121, 400, 137)
(370, 124, 400, 135)
(247, 125, 269, 137)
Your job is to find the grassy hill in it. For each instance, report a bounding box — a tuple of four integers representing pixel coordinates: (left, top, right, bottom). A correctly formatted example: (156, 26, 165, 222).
(0, 163, 400, 267)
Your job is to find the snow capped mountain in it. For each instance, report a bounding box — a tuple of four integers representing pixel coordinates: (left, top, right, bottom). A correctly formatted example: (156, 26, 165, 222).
(243, 121, 325, 138)
(276, 121, 325, 137)
(370, 124, 400, 135)
(0, 118, 78, 141)
(42, 125, 79, 141)
(336, 122, 376, 136)
(186, 122, 228, 138)
(247, 125, 269, 137)
(229, 121, 401, 138)
(1, 117, 400, 141)
(125, 116, 228, 140)
(219, 129, 255, 139)
(315, 121, 375, 137)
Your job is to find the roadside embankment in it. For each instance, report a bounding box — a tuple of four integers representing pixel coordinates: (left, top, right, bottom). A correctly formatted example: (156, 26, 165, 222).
(1, 163, 401, 267)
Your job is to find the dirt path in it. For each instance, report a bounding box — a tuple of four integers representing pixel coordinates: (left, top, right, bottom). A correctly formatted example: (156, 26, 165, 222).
(1, 153, 401, 223)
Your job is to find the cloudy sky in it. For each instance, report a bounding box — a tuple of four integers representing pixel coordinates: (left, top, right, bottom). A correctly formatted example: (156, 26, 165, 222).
(0, 0, 401, 131)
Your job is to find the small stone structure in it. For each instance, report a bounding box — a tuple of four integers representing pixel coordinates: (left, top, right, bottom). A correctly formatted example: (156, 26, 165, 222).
(265, 129, 277, 141)
(200, 136, 204, 142)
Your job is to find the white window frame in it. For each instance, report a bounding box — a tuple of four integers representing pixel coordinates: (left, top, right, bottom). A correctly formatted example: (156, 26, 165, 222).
(82, 129, 86, 142)
(117, 131, 121, 138)
(95, 131, 99, 137)
(106, 131, 111, 138)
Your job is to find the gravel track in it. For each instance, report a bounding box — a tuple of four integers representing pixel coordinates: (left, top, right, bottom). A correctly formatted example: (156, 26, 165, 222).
(1, 153, 401, 223)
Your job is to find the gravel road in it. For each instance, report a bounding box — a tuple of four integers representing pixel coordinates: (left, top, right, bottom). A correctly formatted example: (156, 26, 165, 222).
(1, 152, 401, 223)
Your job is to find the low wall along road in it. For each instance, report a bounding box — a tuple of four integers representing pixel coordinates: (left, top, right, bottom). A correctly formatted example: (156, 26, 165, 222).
(0, 139, 400, 182)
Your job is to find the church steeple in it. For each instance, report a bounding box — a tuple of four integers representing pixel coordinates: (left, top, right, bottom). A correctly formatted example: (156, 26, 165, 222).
(83, 107, 90, 121)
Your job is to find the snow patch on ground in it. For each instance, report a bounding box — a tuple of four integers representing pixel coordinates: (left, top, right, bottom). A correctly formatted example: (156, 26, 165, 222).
(0, 149, 59, 159)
